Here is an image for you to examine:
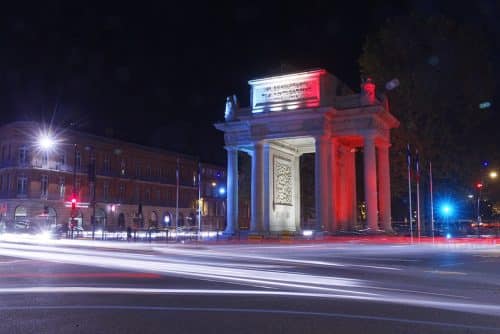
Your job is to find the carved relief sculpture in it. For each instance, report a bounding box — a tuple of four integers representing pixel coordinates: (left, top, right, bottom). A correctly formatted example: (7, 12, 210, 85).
(273, 156, 293, 206)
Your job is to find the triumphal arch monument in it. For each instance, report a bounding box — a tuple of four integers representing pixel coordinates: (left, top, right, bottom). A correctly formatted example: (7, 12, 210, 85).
(215, 69, 399, 235)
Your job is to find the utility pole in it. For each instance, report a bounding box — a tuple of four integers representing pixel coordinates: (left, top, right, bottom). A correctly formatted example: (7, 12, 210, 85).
(71, 144, 77, 239)
(198, 161, 202, 240)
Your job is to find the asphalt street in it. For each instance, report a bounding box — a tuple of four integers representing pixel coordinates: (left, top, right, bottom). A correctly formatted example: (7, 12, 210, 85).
(0, 235, 499, 333)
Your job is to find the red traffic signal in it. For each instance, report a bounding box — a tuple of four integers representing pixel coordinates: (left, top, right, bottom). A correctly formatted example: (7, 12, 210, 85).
(476, 183, 483, 189)
(71, 197, 77, 210)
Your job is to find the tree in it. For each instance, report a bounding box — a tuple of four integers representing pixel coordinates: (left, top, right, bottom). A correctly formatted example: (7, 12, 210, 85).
(359, 14, 495, 212)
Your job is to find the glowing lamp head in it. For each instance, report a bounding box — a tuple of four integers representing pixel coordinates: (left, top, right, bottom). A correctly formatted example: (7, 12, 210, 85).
(218, 187, 226, 195)
(446, 233, 452, 239)
(489, 171, 498, 179)
(476, 183, 483, 189)
(38, 134, 56, 151)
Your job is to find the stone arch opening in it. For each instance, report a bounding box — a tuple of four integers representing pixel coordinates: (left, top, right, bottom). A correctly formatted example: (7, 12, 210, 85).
(95, 208, 106, 230)
(162, 212, 172, 227)
(149, 211, 158, 228)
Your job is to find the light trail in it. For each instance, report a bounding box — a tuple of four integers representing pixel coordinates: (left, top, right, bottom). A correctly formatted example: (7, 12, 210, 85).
(2, 239, 500, 319)
(160, 246, 406, 271)
(0, 286, 499, 318)
(0, 243, 369, 295)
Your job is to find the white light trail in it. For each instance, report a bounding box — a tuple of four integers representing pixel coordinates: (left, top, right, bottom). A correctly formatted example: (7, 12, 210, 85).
(0, 286, 498, 318)
(0, 243, 367, 295)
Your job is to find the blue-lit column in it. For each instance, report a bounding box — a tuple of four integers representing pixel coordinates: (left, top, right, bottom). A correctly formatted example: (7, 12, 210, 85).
(225, 146, 238, 234)
(250, 141, 265, 233)
(315, 136, 330, 232)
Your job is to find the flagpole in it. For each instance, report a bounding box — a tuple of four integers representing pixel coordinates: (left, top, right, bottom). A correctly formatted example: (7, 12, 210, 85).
(407, 144, 413, 244)
(175, 157, 179, 241)
(198, 161, 202, 240)
(429, 161, 435, 244)
(416, 150, 421, 241)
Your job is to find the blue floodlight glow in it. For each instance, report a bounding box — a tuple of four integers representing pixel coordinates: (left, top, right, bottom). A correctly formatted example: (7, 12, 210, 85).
(218, 187, 226, 195)
(446, 233, 452, 239)
(439, 203, 454, 217)
(483, 161, 489, 167)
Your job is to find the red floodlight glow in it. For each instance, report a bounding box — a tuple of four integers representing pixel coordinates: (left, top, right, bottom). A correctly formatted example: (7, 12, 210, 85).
(476, 183, 483, 189)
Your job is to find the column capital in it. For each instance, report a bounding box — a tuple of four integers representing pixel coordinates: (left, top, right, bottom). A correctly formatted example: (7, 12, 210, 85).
(376, 140, 391, 149)
(315, 135, 331, 143)
(253, 140, 266, 147)
(224, 145, 239, 152)
(364, 133, 376, 143)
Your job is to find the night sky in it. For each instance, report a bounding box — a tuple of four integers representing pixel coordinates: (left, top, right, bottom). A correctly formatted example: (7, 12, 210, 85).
(1, 1, 498, 165)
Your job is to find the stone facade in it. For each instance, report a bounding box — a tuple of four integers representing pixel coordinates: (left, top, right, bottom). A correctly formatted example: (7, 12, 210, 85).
(0, 122, 226, 232)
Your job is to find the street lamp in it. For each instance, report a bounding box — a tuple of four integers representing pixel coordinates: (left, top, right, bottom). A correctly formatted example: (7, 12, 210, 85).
(38, 134, 56, 152)
(37, 131, 79, 238)
(476, 168, 498, 238)
(37, 134, 54, 227)
(439, 202, 454, 238)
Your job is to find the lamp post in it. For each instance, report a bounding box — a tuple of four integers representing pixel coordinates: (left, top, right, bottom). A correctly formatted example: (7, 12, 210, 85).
(37, 134, 57, 232)
(476, 165, 497, 238)
(38, 131, 80, 239)
(440, 202, 454, 238)
(85, 146, 96, 240)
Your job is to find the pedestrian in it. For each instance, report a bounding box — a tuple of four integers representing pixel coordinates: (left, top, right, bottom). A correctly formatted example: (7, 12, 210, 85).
(127, 226, 132, 242)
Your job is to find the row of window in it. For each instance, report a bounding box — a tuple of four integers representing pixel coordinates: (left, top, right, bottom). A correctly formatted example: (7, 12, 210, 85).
(5, 145, 205, 184)
(0, 173, 200, 205)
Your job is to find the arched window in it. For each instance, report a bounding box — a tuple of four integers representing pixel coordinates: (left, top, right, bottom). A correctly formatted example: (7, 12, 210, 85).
(162, 212, 172, 227)
(46, 207, 57, 227)
(149, 211, 158, 228)
(95, 208, 106, 229)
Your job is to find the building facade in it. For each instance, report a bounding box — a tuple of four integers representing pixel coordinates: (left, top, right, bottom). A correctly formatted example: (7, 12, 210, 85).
(0, 121, 226, 233)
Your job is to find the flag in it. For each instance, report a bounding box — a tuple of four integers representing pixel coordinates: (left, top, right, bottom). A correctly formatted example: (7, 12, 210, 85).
(415, 149, 420, 182)
(406, 144, 412, 169)
(176, 158, 179, 187)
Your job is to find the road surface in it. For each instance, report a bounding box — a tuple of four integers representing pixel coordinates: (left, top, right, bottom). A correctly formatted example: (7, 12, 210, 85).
(0, 235, 499, 333)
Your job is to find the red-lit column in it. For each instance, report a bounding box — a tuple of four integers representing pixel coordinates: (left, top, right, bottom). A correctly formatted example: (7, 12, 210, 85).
(315, 136, 330, 231)
(364, 135, 378, 231)
(337, 145, 349, 231)
(225, 146, 238, 234)
(329, 138, 338, 233)
(250, 141, 265, 234)
(377, 143, 392, 232)
(346, 146, 357, 229)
